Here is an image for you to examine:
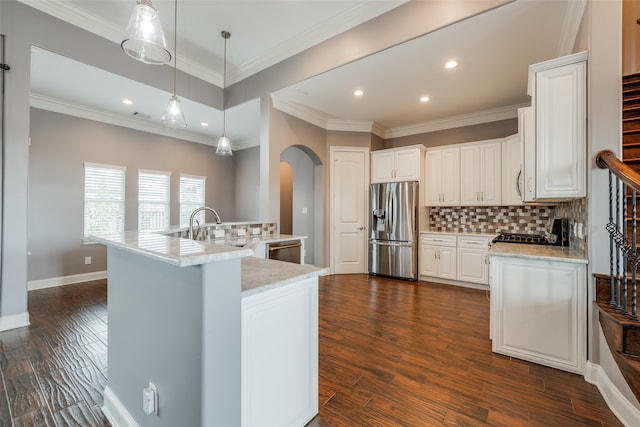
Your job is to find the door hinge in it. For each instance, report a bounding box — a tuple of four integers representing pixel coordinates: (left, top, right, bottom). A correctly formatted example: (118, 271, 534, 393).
(0, 64, 10, 71)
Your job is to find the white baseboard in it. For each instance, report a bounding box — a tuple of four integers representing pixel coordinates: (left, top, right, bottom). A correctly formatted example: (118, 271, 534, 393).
(0, 312, 30, 332)
(102, 386, 140, 427)
(585, 361, 640, 427)
(28, 270, 107, 291)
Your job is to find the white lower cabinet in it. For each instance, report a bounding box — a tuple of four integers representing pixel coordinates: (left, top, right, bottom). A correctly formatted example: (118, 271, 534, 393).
(490, 255, 586, 374)
(456, 236, 490, 285)
(242, 278, 319, 427)
(420, 234, 457, 280)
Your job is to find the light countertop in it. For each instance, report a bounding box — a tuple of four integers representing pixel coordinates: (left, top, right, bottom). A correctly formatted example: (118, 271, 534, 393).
(241, 257, 328, 298)
(489, 242, 588, 264)
(420, 231, 498, 238)
(87, 231, 307, 267)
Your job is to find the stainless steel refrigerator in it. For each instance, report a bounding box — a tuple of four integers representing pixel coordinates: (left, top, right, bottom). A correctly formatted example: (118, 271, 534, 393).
(368, 181, 418, 281)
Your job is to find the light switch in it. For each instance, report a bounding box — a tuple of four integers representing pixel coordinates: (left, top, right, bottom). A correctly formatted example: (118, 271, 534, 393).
(302, 207, 308, 214)
(143, 382, 158, 415)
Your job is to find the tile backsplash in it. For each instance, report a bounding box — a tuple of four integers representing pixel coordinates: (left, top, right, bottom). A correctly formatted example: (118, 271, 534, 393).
(428, 198, 588, 258)
(428, 205, 556, 234)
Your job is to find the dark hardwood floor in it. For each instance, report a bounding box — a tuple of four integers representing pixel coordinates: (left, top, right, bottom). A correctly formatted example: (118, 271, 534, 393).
(0, 275, 625, 426)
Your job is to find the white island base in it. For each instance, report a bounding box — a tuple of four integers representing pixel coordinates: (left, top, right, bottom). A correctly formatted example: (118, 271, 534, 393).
(91, 232, 326, 427)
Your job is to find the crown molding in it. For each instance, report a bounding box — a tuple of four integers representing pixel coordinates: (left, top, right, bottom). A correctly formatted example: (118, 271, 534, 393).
(385, 103, 527, 139)
(271, 97, 329, 130)
(557, 0, 587, 56)
(272, 96, 527, 139)
(326, 119, 385, 139)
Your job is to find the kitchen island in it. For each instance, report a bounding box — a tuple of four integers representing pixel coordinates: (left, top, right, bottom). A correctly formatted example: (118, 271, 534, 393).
(489, 242, 588, 374)
(88, 230, 327, 427)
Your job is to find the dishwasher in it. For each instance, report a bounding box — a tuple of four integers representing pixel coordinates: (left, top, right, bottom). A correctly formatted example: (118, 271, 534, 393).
(267, 240, 302, 264)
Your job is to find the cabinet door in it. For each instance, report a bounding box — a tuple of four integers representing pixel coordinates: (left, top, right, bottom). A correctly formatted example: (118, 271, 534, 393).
(479, 142, 501, 205)
(394, 149, 421, 181)
(520, 107, 536, 202)
(457, 248, 487, 284)
(535, 61, 586, 199)
(441, 148, 460, 205)
(502, 134, 523, 206)
(425, 150, 444, 206)
(460, 145, 480, 205)
(420, 244, 438, 276)
(371, 151, 395, 183)
(438, 246, 457, 280)
(491, 256, 586, 374)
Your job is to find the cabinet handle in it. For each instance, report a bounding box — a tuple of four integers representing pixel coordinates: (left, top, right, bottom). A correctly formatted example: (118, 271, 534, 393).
(527, 177, 534, 192)
(481, 191, 484, 201)
(515, 169, 523, 197)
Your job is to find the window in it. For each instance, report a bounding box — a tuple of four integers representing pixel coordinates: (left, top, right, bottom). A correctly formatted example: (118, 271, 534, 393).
(180, 174, 206, 226)
(84, 162, 126, 237)
(138, 170, 171, 231)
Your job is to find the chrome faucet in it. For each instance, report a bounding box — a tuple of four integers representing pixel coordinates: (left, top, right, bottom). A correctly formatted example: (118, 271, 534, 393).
(189, 207, 222, 240)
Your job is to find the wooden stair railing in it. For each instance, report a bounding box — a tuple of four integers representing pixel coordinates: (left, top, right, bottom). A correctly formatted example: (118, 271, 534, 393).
(595, 149, 640, 402)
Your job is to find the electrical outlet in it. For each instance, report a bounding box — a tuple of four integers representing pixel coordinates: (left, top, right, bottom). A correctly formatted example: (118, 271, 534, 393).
(84, 256, 92, 265)
(302, 207, 308, 215)
(214, 229, 225, 239)
(252, 227, 260, 235)
(577, 222, 584, 239)
(237, 228, 246, 236)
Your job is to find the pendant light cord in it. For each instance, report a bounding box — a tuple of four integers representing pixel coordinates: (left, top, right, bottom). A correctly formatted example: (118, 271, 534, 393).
(172, 0, 178, 96)
(222, 31, 228, 135)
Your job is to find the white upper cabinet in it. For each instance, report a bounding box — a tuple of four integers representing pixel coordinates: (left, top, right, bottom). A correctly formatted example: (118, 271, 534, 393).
(371, 146, 423, 183)
(502, 134, 523, 206)
(523, 51, 587, 201)
(425, 147, 460, 206)
(460, 140, 502, 206)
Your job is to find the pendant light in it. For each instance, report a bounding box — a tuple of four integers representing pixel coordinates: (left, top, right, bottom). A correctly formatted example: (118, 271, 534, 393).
(161, 0, 187, 129)
(121, 0, 171, 65)
(216, 30, 233, 156)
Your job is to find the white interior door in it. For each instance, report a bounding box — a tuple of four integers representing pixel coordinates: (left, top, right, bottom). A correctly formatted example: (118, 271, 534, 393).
(330, 147, 369, 274)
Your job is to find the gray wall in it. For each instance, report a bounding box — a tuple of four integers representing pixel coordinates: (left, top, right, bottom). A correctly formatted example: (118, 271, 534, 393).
(233, 146, 261, 221)
(385, 118, 518, 149)
(281, 146, 316, 265)
(28, 108, 235, 281)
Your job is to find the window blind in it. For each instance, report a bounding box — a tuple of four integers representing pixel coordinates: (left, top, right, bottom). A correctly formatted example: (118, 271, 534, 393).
(84, 162, 126, 237)
(138, 170, 171, 231)
(180, 174, 206, 227)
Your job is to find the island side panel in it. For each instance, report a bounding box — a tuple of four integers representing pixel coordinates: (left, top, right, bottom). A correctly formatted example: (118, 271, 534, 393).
(105, 246, 205, 427)
(201, 259, 242, 427)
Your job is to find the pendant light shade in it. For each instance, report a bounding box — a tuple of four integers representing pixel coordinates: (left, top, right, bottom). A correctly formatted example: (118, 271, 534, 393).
(121, 0, 171, 65)
(215, 30, 233, 156)
(161, 0, 187, 129)
(162, 95, 187, 128)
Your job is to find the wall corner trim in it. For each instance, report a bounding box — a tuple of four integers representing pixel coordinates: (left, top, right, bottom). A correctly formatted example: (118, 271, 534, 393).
(28, 271, 107, 291)
(584, 361, 640, 427)
(0, 312, 30, 332)
(102, 386, 140, 427)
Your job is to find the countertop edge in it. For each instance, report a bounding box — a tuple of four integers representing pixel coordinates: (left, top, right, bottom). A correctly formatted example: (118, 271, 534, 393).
(488, 243, 588, 264)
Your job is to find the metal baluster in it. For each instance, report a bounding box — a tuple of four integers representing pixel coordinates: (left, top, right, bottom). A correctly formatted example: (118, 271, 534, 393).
(609, 171, 616, 306)
(633, 190, 638, 321)
(623, 183, 629, 315)
(616, 177, 622, 311)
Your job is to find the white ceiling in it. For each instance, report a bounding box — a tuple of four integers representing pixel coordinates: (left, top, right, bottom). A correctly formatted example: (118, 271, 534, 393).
(24, 0, 585, 149)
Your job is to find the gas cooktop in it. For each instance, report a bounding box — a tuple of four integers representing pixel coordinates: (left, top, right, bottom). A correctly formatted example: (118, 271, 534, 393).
(492, 233, 551, 245)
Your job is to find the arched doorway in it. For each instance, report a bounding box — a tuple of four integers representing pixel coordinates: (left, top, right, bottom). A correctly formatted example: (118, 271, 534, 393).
(280, 145, 323, 266)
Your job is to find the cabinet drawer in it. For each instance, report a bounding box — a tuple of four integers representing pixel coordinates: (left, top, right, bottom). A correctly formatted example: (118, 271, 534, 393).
(421, 234, 456, 247)
(458, 235, 490, 249)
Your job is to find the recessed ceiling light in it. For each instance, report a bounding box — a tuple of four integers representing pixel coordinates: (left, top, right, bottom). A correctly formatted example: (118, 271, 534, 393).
(122, 99, 133, 105)
(420, 96, 430, 103)
(201, 122, 209, 127)
(445, 60, 459, 69)
(354, 89, 364, 97)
